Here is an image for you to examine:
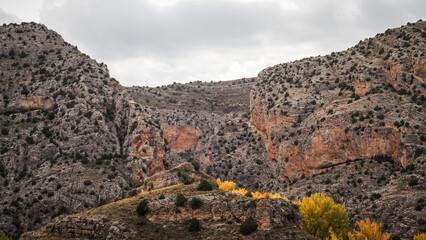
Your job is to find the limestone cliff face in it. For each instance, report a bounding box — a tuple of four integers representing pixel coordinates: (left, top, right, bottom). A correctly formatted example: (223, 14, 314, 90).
(163, 125, 201, 153)
(127, 122, 165, 181)
(250, 20, 426, 180)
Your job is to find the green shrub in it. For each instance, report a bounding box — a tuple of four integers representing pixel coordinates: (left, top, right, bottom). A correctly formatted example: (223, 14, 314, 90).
(370, 193, 382, 200)
(159, 194, 165, 200)
(1, 128, 8, 135)
(175, 193, 187, 207)
(128, 189, 137, 197)
(83, 180, 92, 186)
(240, 217, 257, 235)
(415, 198, 425, 211)
(136, 199, 149, 216)
(189, 218, 201, 232)
(245, 192, 253, 197)
(191, 161, 200, 171)
(408, 178, 418, 186)
(197, 180, 213, 191)
(25, 136, 34, 144)
(190, 197, 203, 209)
(183, 177, 193, 185)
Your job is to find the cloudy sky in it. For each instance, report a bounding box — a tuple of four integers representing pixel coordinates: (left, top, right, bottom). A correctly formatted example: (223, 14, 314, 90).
(0, 0, 425, 87)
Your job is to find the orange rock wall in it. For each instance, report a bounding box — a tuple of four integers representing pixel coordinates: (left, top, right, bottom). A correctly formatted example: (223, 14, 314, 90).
(130, 123, 165, 182)
(20, 96, 55, 110)
(163, 125, 201, 153)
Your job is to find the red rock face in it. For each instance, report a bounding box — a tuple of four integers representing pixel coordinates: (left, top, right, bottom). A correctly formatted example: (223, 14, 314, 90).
(354, 75, 367, 97)
(413, 58, 426, 82)
(281, 126, 401, 179)
(20, 96, 55, 111)
(250, 98, 410, 180)
(129, 123, 165, 182)
(250, 95, 294, 164)
(163, 125, 201, 153)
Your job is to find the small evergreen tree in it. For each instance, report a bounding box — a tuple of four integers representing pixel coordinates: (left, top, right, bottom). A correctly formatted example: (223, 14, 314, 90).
(189, 218, 201, 232)
(190, 197, 203, 209)
(175, 193, 187, 207)
(136, 199, 149, 216)
(197, 180, 213, 191)
(240, 217, 257, 235)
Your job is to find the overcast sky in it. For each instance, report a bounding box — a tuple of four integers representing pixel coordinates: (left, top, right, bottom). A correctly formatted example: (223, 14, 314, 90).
(0, 0, 425, 87)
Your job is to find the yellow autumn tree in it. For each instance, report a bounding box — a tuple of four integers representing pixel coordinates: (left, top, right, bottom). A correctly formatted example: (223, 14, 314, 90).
(413, 233, 426, 240)
(348, 218, 391, 240)
(295, 193, 350, 240)
(217, 178, 236, 191)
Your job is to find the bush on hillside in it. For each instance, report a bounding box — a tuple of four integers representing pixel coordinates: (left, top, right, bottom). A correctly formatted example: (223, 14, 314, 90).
(240, 217, 257, 235)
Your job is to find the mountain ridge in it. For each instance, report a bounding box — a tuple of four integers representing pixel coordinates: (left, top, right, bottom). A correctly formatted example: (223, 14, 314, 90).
(0, 20, 425, 239)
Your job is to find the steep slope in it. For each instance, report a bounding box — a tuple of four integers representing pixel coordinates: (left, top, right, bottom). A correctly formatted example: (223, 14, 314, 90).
(249, 20, 426, 181)
(0, 22, 176, 236)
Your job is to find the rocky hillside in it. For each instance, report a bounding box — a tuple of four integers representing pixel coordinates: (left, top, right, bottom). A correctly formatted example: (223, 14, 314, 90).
(0, 20, 425, 239)
(250, 20, 426, 181)
(21, 180, 312, 240)
(0, 22, 180, 236)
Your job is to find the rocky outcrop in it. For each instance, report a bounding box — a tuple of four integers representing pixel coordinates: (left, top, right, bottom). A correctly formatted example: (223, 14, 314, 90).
(163, 125, 201, 153)
(22, 183, 313, 240)
(22, 216, 133, 240)
(127, 122, 166, 181)
(146, 191, 299, 230)
(139, 162, 213, 192)
(413, 58, 426, 82)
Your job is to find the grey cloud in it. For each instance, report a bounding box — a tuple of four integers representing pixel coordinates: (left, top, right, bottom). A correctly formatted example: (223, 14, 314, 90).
(9, 0, 426, 86)
(0, 8, 21, 24)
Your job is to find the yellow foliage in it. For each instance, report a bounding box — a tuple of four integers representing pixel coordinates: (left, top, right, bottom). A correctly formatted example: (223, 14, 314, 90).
(252, 191, 285, 199)
(327, 228, 341, 240)
(348, 218, 391, 240)
(414, 233, 426, 240)
(216, 179, 289, 201)
(216, 178, 236, 191)
(295, 193, 350, 240)
(231, 188, 248, 196)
